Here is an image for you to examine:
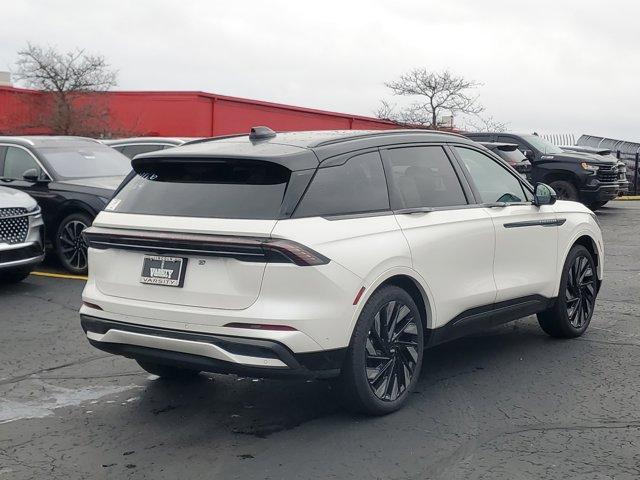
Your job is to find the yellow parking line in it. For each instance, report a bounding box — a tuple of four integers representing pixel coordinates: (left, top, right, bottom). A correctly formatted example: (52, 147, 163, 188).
(31, 271, 88, 281)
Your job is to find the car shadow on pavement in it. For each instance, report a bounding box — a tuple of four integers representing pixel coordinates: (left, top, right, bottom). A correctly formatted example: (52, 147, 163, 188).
(120, 318, 552, 436)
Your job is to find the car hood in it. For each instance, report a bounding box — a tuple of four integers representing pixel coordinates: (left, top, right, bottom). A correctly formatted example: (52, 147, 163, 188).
(0, 186, 38, 210)
(57, 176, 125, 191)
(554, 151, 618, 166)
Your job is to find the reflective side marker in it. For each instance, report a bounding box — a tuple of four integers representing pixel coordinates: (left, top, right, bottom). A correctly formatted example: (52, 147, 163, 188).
(82, 301, 103, 310)
(353, 286, 366, 305)
(224, 323, 297, 331)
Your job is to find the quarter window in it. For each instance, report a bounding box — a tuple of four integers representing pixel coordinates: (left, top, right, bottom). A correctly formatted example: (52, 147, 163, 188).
(455, 147, 529, 203)
(294, 151, 389, 217)
(384, 146, 467, 209)
(3, 147, 40, 179)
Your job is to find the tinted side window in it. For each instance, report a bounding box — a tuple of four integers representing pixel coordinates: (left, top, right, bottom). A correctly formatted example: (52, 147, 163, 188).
(3, 147, 40, 179)
(294, 151, 389, 217)
(385, 146, 467, 209)
(455, 147, 528, 203)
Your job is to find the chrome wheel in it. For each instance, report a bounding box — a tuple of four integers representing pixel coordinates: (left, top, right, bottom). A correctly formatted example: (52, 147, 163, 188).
(365, 300, 420, 402)
(566, 254, 596, 328)
(59, 220, 89, 271)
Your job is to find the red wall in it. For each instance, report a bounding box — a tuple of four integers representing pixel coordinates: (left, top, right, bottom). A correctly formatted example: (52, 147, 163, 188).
(0, 86, 397, 136)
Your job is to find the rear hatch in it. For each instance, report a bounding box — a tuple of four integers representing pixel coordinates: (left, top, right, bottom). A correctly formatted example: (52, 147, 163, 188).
(86, 153, 314, 310)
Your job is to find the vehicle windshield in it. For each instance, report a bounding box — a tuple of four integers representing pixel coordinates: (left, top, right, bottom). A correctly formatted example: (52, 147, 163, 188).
(39, 144, 131, 179)
(522, 135, 563, 155)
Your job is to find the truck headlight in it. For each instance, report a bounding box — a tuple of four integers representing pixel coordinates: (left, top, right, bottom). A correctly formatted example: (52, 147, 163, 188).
(581, 162, 599, 172)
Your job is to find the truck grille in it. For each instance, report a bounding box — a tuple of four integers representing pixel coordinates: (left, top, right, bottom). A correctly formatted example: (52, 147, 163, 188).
(597, 166, 618, 183)
(0, 208, 29, 245)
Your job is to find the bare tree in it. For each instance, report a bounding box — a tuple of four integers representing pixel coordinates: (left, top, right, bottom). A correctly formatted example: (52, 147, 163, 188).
(378, 69, 483, 129)
(14, 43, 117, 135)
(462, 114, 508, 133)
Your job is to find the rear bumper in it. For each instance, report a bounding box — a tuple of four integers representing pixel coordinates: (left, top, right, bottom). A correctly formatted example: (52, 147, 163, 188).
(81, 315, 345, 378)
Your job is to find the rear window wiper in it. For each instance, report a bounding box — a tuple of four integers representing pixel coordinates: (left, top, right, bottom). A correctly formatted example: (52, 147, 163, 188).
(394, 207, 435, 215)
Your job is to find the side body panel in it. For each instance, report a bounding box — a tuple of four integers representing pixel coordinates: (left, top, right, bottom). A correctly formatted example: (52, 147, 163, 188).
(487, 204, 559, 302)
(394, 208, 497, 328)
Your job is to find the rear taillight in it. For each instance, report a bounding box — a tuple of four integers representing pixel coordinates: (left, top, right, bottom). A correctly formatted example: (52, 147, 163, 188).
(264, 238, 329, 266)
(83, 227, 330, 267)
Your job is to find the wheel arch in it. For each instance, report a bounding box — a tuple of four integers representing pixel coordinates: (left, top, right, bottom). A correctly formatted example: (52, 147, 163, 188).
(351, 268, 437, 334)
(573, 235, 599, 270)
(52, 201, 97, 233)
(556, 230, 603, 297)
(543, 170, 580, 187)
(572, 234, 602, 292)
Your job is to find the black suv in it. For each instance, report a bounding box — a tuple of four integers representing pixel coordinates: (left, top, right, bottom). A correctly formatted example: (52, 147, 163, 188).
(0, 136, 130, 273)
(466, 133, 619, 209)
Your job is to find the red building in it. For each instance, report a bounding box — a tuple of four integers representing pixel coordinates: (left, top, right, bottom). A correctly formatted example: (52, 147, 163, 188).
(0, 86, 397, 137)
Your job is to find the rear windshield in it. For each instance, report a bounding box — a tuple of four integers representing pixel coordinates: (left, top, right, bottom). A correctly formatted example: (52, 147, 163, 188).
(111, 159, 291, 219)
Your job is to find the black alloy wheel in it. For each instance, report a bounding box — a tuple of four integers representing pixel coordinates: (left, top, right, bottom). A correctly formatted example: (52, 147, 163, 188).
(565, 254, 597, 329)
(365, 300, 420, 402)
(538, 244, 598, 338)
(55, 213, 92, 274)
(339, 285, 424, 415)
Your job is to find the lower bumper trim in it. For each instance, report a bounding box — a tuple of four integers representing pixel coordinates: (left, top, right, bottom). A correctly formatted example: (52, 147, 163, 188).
(0, 242, 44, 269)
(81, 315, 345, 378)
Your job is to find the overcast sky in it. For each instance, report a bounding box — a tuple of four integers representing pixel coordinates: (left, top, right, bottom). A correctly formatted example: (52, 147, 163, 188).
(2, 0, 639, 141)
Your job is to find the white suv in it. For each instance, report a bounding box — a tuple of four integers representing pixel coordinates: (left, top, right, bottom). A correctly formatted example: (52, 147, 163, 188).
(80, 128, 603, 415)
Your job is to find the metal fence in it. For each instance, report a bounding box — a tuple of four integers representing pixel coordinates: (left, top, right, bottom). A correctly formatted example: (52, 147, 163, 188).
(541, 133, 576, 146)
(577, 135, 640, 195)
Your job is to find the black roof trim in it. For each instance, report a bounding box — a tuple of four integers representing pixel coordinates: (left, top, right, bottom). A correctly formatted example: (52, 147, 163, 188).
(310, 129, 465, 148)
(180, 134, 247, 146)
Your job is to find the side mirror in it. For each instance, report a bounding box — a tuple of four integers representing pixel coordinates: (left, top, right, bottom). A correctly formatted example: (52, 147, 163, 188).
(22, 168, 40, 183)
(523, 149, 535, 161)
(22, 168, 50, 183)
(533, 182, 557, 206)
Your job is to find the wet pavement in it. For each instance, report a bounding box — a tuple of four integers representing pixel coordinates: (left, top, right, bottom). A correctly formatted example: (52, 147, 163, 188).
(1, 202, 639, 479)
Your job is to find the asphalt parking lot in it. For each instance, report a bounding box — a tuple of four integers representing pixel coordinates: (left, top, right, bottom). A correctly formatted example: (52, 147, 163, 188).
(1, 202, 639, 480)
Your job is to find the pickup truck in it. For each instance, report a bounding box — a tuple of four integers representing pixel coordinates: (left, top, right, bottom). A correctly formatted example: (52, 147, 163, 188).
(465, 132, 619, 209)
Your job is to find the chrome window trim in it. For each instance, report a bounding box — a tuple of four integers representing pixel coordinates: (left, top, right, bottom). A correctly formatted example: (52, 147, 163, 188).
(110, 142, 177, 148)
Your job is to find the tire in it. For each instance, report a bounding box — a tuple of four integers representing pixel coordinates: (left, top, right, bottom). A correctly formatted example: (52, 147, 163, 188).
(55, 212, 92, 274)
(0, 267, 32, 284)
(549, 180, 579, 202)
(589, 201, 607, 210)
(136, 360, 201, 379)
(338, 285, 424, 415)
(538, 245, 598, 338)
